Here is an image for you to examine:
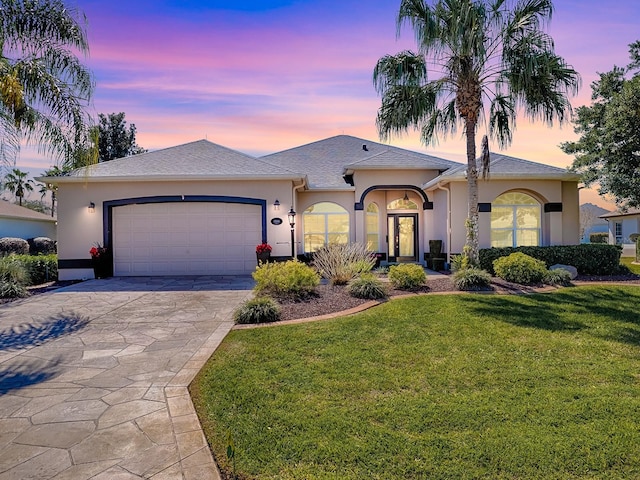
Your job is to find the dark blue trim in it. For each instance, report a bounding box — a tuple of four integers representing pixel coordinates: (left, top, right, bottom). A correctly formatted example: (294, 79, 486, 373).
(478, 203, 492, 213)
(355, 185, 431, 211)
(102, 195, 268, 253)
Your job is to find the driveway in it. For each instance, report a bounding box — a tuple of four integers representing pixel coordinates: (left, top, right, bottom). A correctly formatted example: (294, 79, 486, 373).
(0, 276, 253, 480)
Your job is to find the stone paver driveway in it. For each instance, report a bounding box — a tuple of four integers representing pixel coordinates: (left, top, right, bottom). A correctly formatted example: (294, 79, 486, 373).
(0, 276, 253, 479)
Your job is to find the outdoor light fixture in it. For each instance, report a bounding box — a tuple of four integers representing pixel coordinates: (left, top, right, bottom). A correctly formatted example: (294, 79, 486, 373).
(274, 199, 280, 210)
(88, 202, 95, 213)
(288, 207, 296, 258)
(403, 191, 409, 202)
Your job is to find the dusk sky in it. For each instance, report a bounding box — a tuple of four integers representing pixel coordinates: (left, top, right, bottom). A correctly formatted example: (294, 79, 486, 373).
(18, 0, 640, 207)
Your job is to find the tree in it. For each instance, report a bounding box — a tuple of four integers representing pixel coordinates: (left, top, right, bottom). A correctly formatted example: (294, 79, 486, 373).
(0, 0, 94, 169)
(579, 204, 599, 241)
(561, 42, 640, 209)
(38, 166, 65, 217)
(373, 0, 579, 264)
(3, 168, 33, 206)
(97, 112, 147, 161)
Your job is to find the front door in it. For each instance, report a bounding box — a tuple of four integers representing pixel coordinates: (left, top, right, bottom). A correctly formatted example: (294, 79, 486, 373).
(387, 214, 418, 262)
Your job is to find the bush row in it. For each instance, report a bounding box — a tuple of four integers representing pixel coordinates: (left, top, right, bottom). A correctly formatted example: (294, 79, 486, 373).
(479, 244, 622, 275)
(0, 237, 57, 255)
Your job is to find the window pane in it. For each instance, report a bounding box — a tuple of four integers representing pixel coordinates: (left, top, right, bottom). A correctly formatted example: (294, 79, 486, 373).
(302, 202, 350, 252)
(304, 234, 325, 252)
(491, 229, 513, 248)
(398, 217, 414, 257)
(516, 229, 539, 246)
(491, 207, 513, 229)
(328, 214, 349, 233)
(304, 202, 347, 214)
(387, 198, 418, 210)
(388, 217, 395, 257)
(367, 234, 379, 251)
(516, 206, 540, 228)
(304, 214, 324, 232)
(327, 233, 348, 244)
(493, 192, 538, 205)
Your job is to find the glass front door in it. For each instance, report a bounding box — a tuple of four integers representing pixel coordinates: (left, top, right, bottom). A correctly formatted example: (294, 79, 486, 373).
(387, 214, 418, 262)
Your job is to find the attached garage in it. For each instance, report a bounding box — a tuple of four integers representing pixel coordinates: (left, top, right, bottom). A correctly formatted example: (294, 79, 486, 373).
(112, 201, 262, 276)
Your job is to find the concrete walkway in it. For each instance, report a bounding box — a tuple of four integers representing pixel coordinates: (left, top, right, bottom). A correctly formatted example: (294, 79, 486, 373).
(0, 276, 254, 479)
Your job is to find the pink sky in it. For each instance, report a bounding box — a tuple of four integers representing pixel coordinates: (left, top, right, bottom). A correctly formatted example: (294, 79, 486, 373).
(18, 0, 640, 208)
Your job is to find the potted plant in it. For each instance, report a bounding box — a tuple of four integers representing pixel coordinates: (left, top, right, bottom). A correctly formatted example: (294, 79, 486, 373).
(256, 242, 272, 264)
(90, 243, 111, 278)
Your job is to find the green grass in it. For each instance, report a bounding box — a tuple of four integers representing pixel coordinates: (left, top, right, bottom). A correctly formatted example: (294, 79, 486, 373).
(621, 256, 640, 274)
(191, 286, 640, 480)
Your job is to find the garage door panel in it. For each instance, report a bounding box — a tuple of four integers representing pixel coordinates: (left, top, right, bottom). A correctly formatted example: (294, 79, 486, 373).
(113, 202, 262, 276)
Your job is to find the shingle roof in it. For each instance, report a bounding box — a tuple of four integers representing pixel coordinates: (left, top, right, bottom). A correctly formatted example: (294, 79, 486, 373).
(0, 200, 56, 222)
(600, 208, 640, 219)
(260, 135, 460, 189)
(423, 153, 580, 189)
(53, 140, 302, 181)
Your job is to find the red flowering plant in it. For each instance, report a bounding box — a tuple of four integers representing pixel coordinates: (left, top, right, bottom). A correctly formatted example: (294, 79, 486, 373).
(89, 243, 108, 259)
(256, 242, 272, 254)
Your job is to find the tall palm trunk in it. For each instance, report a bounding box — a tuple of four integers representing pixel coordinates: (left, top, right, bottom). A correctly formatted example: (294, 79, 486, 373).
(465, 117, 479, 265)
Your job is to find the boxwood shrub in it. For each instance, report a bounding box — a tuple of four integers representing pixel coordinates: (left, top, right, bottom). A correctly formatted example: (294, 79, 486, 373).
(388, 264, 426, 290)
(479, 244, 622, 275)
(252, 260, 320, 300)
(493, 253, 547, 285)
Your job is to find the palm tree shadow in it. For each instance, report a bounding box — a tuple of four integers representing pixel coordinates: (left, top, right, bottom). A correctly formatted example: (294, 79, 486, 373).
(0, 357, 62, 395)
(0, 313, 90, 351)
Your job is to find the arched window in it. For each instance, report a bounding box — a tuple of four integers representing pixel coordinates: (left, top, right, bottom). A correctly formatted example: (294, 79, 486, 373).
(366, 203, 379, 251)
(491, 192, 541, 247)
(387, 197, 418, 210)
(303, 202, 349, 252)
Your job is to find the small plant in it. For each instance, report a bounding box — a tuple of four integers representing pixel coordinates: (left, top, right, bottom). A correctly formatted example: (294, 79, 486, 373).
(452, 267, 492, 291)
(233, 296, 281, 324)
(312, 243, 376, 285)
(373, 265, 389, 275)
(348, 274, 388, 300)
(89, 242, 108, 259)
(543, 269, 572, 287)
(11, 254, 57, 285)
(493, 252, 547, 285)
(0, 256, 30, 298)
(252, 260, 320, 300)
(450, 254, 470, 272)
(256, 242, 272, 254)
(388, 263, 426, 290)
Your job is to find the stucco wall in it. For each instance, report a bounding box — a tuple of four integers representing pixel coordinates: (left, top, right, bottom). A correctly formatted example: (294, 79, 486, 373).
(0, 218, 56, 241)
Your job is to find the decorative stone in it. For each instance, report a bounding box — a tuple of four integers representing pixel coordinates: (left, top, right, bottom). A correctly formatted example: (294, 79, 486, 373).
(550, 264, 578, 279)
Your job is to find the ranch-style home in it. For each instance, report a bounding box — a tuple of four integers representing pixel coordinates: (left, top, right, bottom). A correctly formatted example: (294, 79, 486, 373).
(600, 208, 640, 257)
(44, 135, 580, 280)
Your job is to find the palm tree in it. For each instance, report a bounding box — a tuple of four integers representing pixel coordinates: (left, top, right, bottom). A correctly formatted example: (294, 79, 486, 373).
(0, 0, 94, 169)
(39, 166, 65, 217)
(373, 0, 580, 265)
(4, 167, 34, 206)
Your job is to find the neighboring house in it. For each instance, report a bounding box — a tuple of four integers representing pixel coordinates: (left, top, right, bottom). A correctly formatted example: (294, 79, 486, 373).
(43, 135, 580, 280)
(0, 200, 57, 240)
(600, 208, 640, 257)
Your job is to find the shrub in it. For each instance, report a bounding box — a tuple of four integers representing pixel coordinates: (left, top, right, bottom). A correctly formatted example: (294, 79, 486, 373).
(233, 297, 281, 324)
(348, 274, 388, 300)
(590, 232, 609, 244)
(450, 254, 470, 272)
(543, 269, 572, 287)
(388, 264, 426, 290)
(252, 260, 320, 300)
(0, 256, 30, 298)
(312, 243, 376, 285)
(453, 267, 492, 291)
(637, 236, 640, 263)
(479, 244, 621, 276)
(0, 237, 29, 256)
(27, 237, 56, 255)
(11, 254, 58, 285)
(493, 252, 547, 285)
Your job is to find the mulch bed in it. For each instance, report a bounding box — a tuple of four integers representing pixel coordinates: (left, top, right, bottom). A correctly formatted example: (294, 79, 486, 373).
(278, 273, 640, 322)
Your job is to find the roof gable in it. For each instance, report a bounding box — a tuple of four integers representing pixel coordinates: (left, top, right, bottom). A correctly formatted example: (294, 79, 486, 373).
(260, 135, 460, 189)
(60, 140, 300, 180)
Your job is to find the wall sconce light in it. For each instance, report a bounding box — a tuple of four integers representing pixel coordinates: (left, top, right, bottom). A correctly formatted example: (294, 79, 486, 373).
(274, 199, 280, 211)
(88, 202, 95, 213)
(403, 191, 409, 202)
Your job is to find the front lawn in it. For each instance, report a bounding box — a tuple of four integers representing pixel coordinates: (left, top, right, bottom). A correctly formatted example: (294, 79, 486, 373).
(621, 256, 640, 274)
(191, 286, 640, 480)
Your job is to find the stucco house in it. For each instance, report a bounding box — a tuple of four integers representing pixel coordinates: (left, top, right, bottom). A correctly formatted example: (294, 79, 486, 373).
(44, 135, 580, 280)
(0, 200, 57, 240)
(600, 208, 640, 257)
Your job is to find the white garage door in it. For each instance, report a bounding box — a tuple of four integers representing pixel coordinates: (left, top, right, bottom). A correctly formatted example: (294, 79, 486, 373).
(113, 202, 262, 276)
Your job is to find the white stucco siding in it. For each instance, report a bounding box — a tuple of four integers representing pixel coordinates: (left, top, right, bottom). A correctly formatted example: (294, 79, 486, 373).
(0, 218, 56, 241)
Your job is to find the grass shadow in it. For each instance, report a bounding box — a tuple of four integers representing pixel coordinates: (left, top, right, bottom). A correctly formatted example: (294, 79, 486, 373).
(0, 313, 90, 351)
(0, 356, 62, 394)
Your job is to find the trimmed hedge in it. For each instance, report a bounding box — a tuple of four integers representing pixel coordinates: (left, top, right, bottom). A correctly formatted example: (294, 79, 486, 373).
(589, 232, 608, 244)
(479, 245, 622, 275)
(28, 237, 56, 255)
(0, 237, 29, 255)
